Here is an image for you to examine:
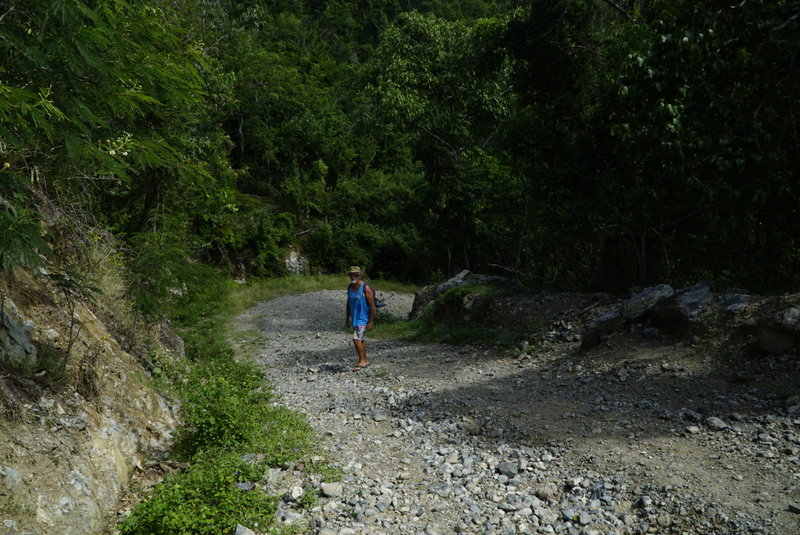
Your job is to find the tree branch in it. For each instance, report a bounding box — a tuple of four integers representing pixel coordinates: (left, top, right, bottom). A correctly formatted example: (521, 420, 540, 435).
(774, 10, 800, 31)
(0, 196, 17, 217)
(0, 4, 16, 24)
(595, 0, 631, 20)
(417, 124, 459, 159)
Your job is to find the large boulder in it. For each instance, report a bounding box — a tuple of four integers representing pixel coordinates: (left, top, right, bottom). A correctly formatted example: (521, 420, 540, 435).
(580, 282, 718, 350)
(409, 270, 515, 320)
(580, 308, 624, 350)
(646, 281, 713, 334)
(621, 284, 674, 320)
(756, 306, 800, 355)
(579, 284, 675, 350)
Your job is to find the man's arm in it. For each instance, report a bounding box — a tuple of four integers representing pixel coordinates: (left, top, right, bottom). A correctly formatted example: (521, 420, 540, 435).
(365, 285, 376, 329)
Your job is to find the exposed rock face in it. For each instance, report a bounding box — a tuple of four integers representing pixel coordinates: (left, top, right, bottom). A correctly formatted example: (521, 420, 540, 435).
(284, 249, 309, 275)
(1, 305, 38, 370)
(0, 270, 179, 535)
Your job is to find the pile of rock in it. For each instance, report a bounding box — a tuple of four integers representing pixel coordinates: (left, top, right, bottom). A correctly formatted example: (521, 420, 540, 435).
(578, 282, 800, 356)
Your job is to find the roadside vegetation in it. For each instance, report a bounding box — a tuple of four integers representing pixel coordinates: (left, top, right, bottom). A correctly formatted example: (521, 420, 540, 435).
(116, 273, 335, 535)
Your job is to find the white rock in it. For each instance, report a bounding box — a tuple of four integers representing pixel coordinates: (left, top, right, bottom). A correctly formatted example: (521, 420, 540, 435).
(321, 482, 343, 498)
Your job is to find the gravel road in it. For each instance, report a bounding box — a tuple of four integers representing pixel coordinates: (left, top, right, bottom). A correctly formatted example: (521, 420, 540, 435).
(232, 289, 800, 535)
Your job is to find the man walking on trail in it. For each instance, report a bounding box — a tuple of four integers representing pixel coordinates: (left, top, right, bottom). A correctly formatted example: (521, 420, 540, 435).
(345, 266, 376, 371)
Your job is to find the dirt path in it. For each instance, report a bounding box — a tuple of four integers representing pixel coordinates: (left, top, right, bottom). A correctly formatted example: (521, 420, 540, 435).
(231, 290, 799, 534)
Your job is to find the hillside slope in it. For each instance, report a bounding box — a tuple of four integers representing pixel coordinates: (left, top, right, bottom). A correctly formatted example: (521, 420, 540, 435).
(0, 269, 178, 535)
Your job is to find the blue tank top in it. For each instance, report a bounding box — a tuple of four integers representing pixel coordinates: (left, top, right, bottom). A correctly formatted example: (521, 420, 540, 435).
(348, 283, 370, 326)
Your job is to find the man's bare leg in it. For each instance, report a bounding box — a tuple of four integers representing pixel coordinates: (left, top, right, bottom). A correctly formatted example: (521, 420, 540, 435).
(352, 339, 369, 370)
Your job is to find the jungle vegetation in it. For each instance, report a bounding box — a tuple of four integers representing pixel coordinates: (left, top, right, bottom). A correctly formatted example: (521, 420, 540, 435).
(2, 0, 798, 305)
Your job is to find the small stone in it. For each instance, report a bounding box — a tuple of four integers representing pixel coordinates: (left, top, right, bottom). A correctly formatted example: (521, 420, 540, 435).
(705, 416, 728, 430)
(683, 409, 704, 422)
(321, 482, 343, 498)
(565, 476, 583, 488)
(535, 483, 560, 502)
(579, 511, 592, 525)
(657, 512, 672, 527)
(496, 461, 519, 477)
(643, 327, 659, 338)
(322, 500, 339, 513)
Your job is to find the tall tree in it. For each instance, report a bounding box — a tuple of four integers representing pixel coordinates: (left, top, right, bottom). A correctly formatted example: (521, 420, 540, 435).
(364, 11, 516, 273)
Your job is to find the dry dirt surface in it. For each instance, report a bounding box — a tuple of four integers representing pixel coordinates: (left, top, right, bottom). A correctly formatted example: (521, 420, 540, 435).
(232, 289, 800, 535)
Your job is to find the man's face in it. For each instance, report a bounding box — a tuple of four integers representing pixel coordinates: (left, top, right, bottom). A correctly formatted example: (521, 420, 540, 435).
(349, 272, 360, 282)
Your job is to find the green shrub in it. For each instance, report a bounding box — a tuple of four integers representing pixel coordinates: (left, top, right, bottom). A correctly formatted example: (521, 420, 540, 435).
(181, 319, 235, 363)
(118, 451, 276, 535)
(251, 405, 315, 467)
(173, 358, 273, 458)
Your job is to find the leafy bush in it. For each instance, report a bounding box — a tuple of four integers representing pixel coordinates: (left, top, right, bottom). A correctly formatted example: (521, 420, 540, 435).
(118, 451, 277, 535)
(173, 358, 274, 458)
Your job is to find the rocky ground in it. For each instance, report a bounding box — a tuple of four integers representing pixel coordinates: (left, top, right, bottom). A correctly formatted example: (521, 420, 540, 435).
(230, 289, 800, 535)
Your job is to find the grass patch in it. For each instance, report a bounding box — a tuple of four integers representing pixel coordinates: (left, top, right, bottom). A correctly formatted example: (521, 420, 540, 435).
(307, 460, 343, 483)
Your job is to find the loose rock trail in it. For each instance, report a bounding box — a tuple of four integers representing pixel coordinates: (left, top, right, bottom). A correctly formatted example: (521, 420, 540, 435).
(232, 290, 799, 535)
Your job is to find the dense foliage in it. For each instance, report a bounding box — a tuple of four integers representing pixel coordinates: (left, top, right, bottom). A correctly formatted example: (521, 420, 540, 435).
(1, 0, 798, 299)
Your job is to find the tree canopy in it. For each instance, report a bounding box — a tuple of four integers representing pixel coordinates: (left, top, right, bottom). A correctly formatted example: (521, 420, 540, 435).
(1, 0, 798, 301)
